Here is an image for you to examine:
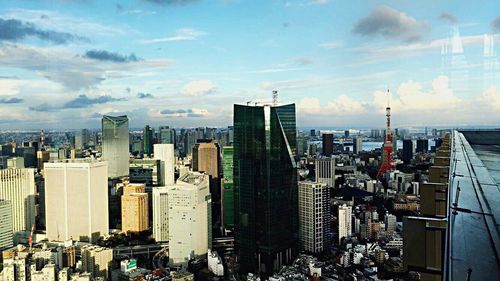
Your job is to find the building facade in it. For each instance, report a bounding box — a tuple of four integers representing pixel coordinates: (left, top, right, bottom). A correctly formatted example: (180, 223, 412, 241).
(0, 200, 13, 250)
(102, 115, 129, 178)
(315, 157, 335, 187)
(222, 146, 234, 232)
(81, 245, 113, 280)
(153, 144, 175, 186)
(234, 103, 298, 276)
(44, 159, 108, 242)
(338, 204, 352, 243)
(152, 186, 169, 242)
(121, 184, 148, 233)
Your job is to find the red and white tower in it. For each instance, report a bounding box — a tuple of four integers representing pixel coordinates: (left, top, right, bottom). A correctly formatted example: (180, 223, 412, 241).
(377, 89, 395, 178)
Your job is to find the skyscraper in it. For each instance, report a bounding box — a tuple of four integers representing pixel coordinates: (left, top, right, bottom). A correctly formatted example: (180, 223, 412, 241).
(168, 172, 211, 265)
(152, 186, 169, 242)
(222, 146, 234, 232)
(298, 181, 331, 253)
(338, 204, 352, 243)
(154, 144, 175, 186)
(44, 159, 108, 242)
(0, 200, 13, 250)
(0, 168, 36, 240)
(143, 125, 154, 156)
(121, 184, 148, 233)
(416, 138, 429, 153)
(234, 103, 298, 276)
(81, 245, 113, 280)
(315, 157, 335, 187)
(402, 139, 414, 165)
(353, 137, 363, 154)
(159, 126, 175, 145)
(102, 115, 129, 178)
(322, 133, 334, 156)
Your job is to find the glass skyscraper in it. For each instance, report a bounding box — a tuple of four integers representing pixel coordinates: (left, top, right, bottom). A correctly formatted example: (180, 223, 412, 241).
(143, 125, 154, 156)
(234, 103, 298, 276)
(102, 115, 129, 178)
(222, 146, 234, 232)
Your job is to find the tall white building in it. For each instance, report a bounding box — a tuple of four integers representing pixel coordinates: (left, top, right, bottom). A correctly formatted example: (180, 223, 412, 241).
(168, 172, 211, 265)
(0, 168, 36, 239)
(385, 212, 397, 232)
(0, 200, 13, 250)
(153, 144, 175, 186)
(315, 157, 335, 187)
(338, 204, 352, 243)
(102, 115, 129, 178)
(298, 181, 331, 253)
(44, 159, 108, 243)
(152, 186, 169, 242)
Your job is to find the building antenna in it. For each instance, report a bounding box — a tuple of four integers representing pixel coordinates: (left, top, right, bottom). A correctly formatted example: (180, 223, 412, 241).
(272, 90, 278, 106)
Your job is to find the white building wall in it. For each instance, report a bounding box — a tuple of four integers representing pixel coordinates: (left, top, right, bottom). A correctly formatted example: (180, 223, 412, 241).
(338, 204, 352, 243)
(152, 186, 169, 242)
(153, 144, 175, 186)
(315, 158, 335, 187)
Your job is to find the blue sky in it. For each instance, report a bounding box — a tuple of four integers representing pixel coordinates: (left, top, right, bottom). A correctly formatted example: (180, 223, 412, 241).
(0, 0, 499, 129)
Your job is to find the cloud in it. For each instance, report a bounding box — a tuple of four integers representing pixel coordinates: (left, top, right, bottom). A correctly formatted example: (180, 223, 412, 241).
(294, 56, 314, 65)
(84, 50, 140, 63)
(0, 97, 23, 104)
(319, 41, 342, 49)
(181, 80, 217, 96)
(29, 103, 60, 112)
(352, 5, 429, 43)
(139, 28, 206, 44)
(0, 43, 174, 90)
(372, 75, 460, 113)
(492, 16, 500, 33)
(137, 92, 153, 99)
(160, 108, 209, 117)
(478, 86, 500, 110)
(63, 94, 124, 108)
(142, 0, 199, 5)
(439, 12, 458, 24)
(0, 17, 88, 44)
(298, 95, 365, 116)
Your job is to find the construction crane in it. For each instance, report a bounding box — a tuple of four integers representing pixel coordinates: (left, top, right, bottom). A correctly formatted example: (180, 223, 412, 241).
(376, 89, 395, 178)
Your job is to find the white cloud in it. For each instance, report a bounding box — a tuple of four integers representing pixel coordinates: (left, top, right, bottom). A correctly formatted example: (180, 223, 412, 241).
(478, 86, 500, 110)
(298, 95, 365, 116)
(139, 28, 206, 44)
(320, 41, 342, 49)
(181, 80, 217, 96)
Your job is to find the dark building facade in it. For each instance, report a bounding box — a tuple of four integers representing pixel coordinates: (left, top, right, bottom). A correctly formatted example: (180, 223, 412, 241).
(143, 125, 154, 156)
(322, 133, 334, 156)
(234, 103, 298, 276)
(402, 139, 413, 164)
(416, 138, 428, 153)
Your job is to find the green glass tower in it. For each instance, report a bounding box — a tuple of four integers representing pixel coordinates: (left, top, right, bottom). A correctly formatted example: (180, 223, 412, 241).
(143, 125, 154, 156)
(222, 146, 234, 232)
(234, 103, 298, 276)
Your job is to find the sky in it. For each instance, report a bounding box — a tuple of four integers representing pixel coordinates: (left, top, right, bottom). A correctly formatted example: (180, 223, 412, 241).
(0, 0, 499, 129)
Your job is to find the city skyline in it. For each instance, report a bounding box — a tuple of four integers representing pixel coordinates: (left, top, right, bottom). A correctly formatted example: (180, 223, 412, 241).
(0, 0, 499, 129)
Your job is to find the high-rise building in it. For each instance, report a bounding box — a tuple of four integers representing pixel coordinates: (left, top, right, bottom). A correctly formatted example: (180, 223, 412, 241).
(152, 186, 169, 242)
(16, 147, 36, 168)
(81, 245, 113, 280)
(0, 200, 13, 250)
(168, 172, 211, 265)
(234, 103, 298, 276)
(159, 126, 175, 145)
(298, 181, 331, 253)
(192, 140, 221, 231)
(416, 138, 429, 153)
(102, 115, 129, 178)
(315, 157, 335, 187)
(385, 212, 397, 232)
(143, 125, 154, 156)
(0, 144, 14, 156)
(338, 204, 352, 243)
(402, 139, 413, 165)
(0, 168, 36, 239)
(44, 159, 108, 242)
(121, 184, 148, 233)
(222, 146, 234, 232)
(153, 144, 175, 186)
(322, 133, 334, 156)
(353, 138, 363, 154)
(344, 130, 349, 138)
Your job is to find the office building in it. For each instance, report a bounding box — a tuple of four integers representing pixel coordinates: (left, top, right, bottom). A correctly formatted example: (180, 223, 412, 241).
(338, 204, 352, 243)
(16, 147, 36, 168)
(81, 245, 113, 280)
(143, 125, 154, 156)
(416, 138, 428, 153)
(168, 172, 211, 265)
(298, 181, 331, 253)
(0, 200, 13, 250)
(152, 186, 169, 242)
(7, 157, 24, 169)
(315, 157, 335, 187)
(44, 159, 108, 242)
(102, 115, 129, 178)
(353, 138, 363, 154)
(122, 184, 148, 233)
(0, 144, 14, 156)
(402, 139, 413, 165)
(0, 168, 36, 239)
(222, 146, 234, 231)
(192, 140, 221, 231)
(129, 158, 161, 186)
(234, 103, 298, 276)
(153, 144, 175, 186)
(37, 150, 50, 171)
(385, 212, 397, 232)
(322, 133, 334, 156)
(159, 126, 175, 145)
(30, 264, 56, 281)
